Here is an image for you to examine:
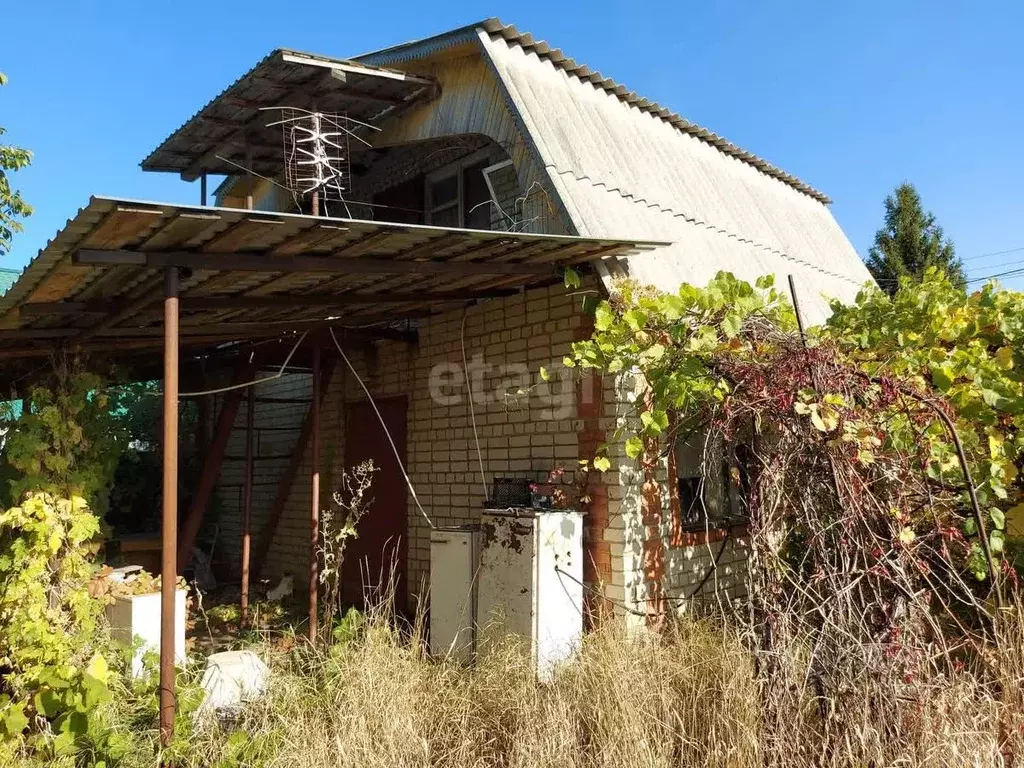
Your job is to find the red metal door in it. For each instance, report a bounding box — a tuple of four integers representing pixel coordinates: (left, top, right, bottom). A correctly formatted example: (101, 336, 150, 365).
(342, 397, 409, 611)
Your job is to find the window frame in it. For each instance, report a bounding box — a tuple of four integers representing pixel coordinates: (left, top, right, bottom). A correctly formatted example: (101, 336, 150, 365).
(424, 149, 499, 228)
(673, 432, 752, 533)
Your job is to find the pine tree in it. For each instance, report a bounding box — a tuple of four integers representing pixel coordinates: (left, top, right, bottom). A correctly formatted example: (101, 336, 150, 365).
(0, 72, 32, 257)
(866, 182, 965, 296)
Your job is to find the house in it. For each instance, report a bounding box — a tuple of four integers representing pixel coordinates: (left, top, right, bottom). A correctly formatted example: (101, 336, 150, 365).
(0, 18, 872, 735)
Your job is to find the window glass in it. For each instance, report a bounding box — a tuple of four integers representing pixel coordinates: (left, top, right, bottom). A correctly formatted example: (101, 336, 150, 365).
(430, 174, 458, 207)
(430, 205, 460, 228)
(674, 430, 749, 529)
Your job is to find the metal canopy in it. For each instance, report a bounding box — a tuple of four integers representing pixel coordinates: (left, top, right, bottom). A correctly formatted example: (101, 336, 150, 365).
(141, 49, 439, 180)
(0, 196, 666, 372)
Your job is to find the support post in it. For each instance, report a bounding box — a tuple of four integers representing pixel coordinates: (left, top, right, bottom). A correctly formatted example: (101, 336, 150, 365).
(308, 342, 321, 643)
(159, 267, 179, 747)
(240, 385, 254, 625)
(200, 172, 208, 206)
(310, 101, 320, 218)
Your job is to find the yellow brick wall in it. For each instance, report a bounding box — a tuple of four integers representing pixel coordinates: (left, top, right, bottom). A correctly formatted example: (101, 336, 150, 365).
(208, 284, 745, 620)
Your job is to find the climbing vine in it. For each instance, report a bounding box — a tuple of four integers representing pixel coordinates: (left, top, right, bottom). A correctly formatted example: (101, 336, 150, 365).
(564, 268, 1024, 755)
(0, 364, 129, 763)
(565, 268, 1023, 584)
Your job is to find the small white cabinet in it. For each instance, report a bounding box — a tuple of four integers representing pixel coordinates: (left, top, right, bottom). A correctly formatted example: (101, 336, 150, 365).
(429, 526, 480, 663)
(105, 589, 187, 677)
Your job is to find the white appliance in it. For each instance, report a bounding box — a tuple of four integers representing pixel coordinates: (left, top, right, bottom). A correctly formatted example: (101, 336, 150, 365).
(429, 526, 480, 663)
(106, 589, 187, 678)
(476, 508, 584, 680)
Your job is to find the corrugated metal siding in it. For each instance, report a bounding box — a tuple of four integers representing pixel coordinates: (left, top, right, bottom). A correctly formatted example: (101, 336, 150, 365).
(479, 31, 873, 324)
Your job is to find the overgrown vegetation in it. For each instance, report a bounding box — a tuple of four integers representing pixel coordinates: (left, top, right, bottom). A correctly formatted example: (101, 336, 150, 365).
(4, 270, 1024, 766)
(565, 267, 1024, 763)
(0, 366, 130, 764)
(3, 604, 1020, 768)
(318, 460, 376, 633)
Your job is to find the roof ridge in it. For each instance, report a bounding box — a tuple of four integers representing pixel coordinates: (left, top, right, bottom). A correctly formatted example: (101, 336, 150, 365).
(477, 19, 831, 205)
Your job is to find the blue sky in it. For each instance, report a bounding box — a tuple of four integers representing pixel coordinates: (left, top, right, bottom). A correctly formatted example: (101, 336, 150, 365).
(3, 1, 1023, 289)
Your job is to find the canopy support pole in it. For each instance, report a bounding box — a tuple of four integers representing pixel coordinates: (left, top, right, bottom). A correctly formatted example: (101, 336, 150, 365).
(308, 341, 321, 643)
(240, 385, 255, 625)
(159, 266, 179, 748)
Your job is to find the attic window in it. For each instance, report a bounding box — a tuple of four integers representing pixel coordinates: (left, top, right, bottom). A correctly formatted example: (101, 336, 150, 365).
(425, 155, 494, 229)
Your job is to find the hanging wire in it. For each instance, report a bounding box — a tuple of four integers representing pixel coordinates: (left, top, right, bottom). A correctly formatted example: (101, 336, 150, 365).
(172, 331, 309, 397)
(328, 327, 435, 529)
(461, 308, 490, 502)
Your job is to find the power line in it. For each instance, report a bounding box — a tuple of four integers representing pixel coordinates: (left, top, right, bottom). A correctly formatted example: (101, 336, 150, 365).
(967, 266, 1024, 285)
(966, 257, 1024, 274)
(959, 245, 1024, 264)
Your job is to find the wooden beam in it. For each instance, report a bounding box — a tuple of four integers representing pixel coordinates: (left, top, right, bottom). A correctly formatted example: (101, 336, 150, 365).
(177, 361, 254, 573)
(277, 54, 436, 86)
(251, 355, 337, 582)
(0, 333, 275, 360)
(74, 248, 558, 276)
(21, 301, 109, 317)
(247, 74, 415, 108)
(0, 322, 418, 349)
(184, 290, 512, 310)
(111, 314, 424, 338)
(77, 277, 165, 343)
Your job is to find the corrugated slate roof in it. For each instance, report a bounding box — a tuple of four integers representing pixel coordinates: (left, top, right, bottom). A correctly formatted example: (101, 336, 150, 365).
(359, 18, 831, 205)
(477, 28, 872, 324)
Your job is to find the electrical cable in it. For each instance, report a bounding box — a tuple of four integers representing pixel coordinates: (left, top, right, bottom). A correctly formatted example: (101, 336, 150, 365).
(959, 245, 1024, 264)
(967, 265, 1024, 284)
(552, 526, 737, 620)
(328, 327, 435, 529)
(173, 332, 308, 397)
(461, 309, 490, 502)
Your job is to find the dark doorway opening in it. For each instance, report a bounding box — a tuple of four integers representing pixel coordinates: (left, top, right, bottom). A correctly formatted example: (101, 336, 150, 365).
(342, 397, 409, 612)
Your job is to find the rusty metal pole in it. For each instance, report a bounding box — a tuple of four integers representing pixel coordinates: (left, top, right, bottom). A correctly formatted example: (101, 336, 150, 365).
(159, 266, 179, 748)
(308, 342, 321, 643)
(240, 384, 254, 624)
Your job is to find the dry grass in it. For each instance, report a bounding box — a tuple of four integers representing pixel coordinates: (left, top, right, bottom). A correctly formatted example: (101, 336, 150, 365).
(66, 606, 1014, 768)
(157, 616, 758, 768)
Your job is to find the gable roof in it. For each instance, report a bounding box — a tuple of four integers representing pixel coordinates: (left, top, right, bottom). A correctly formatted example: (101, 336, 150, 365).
(358, 18, 831, 204)
(361, 19, 873, 323)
